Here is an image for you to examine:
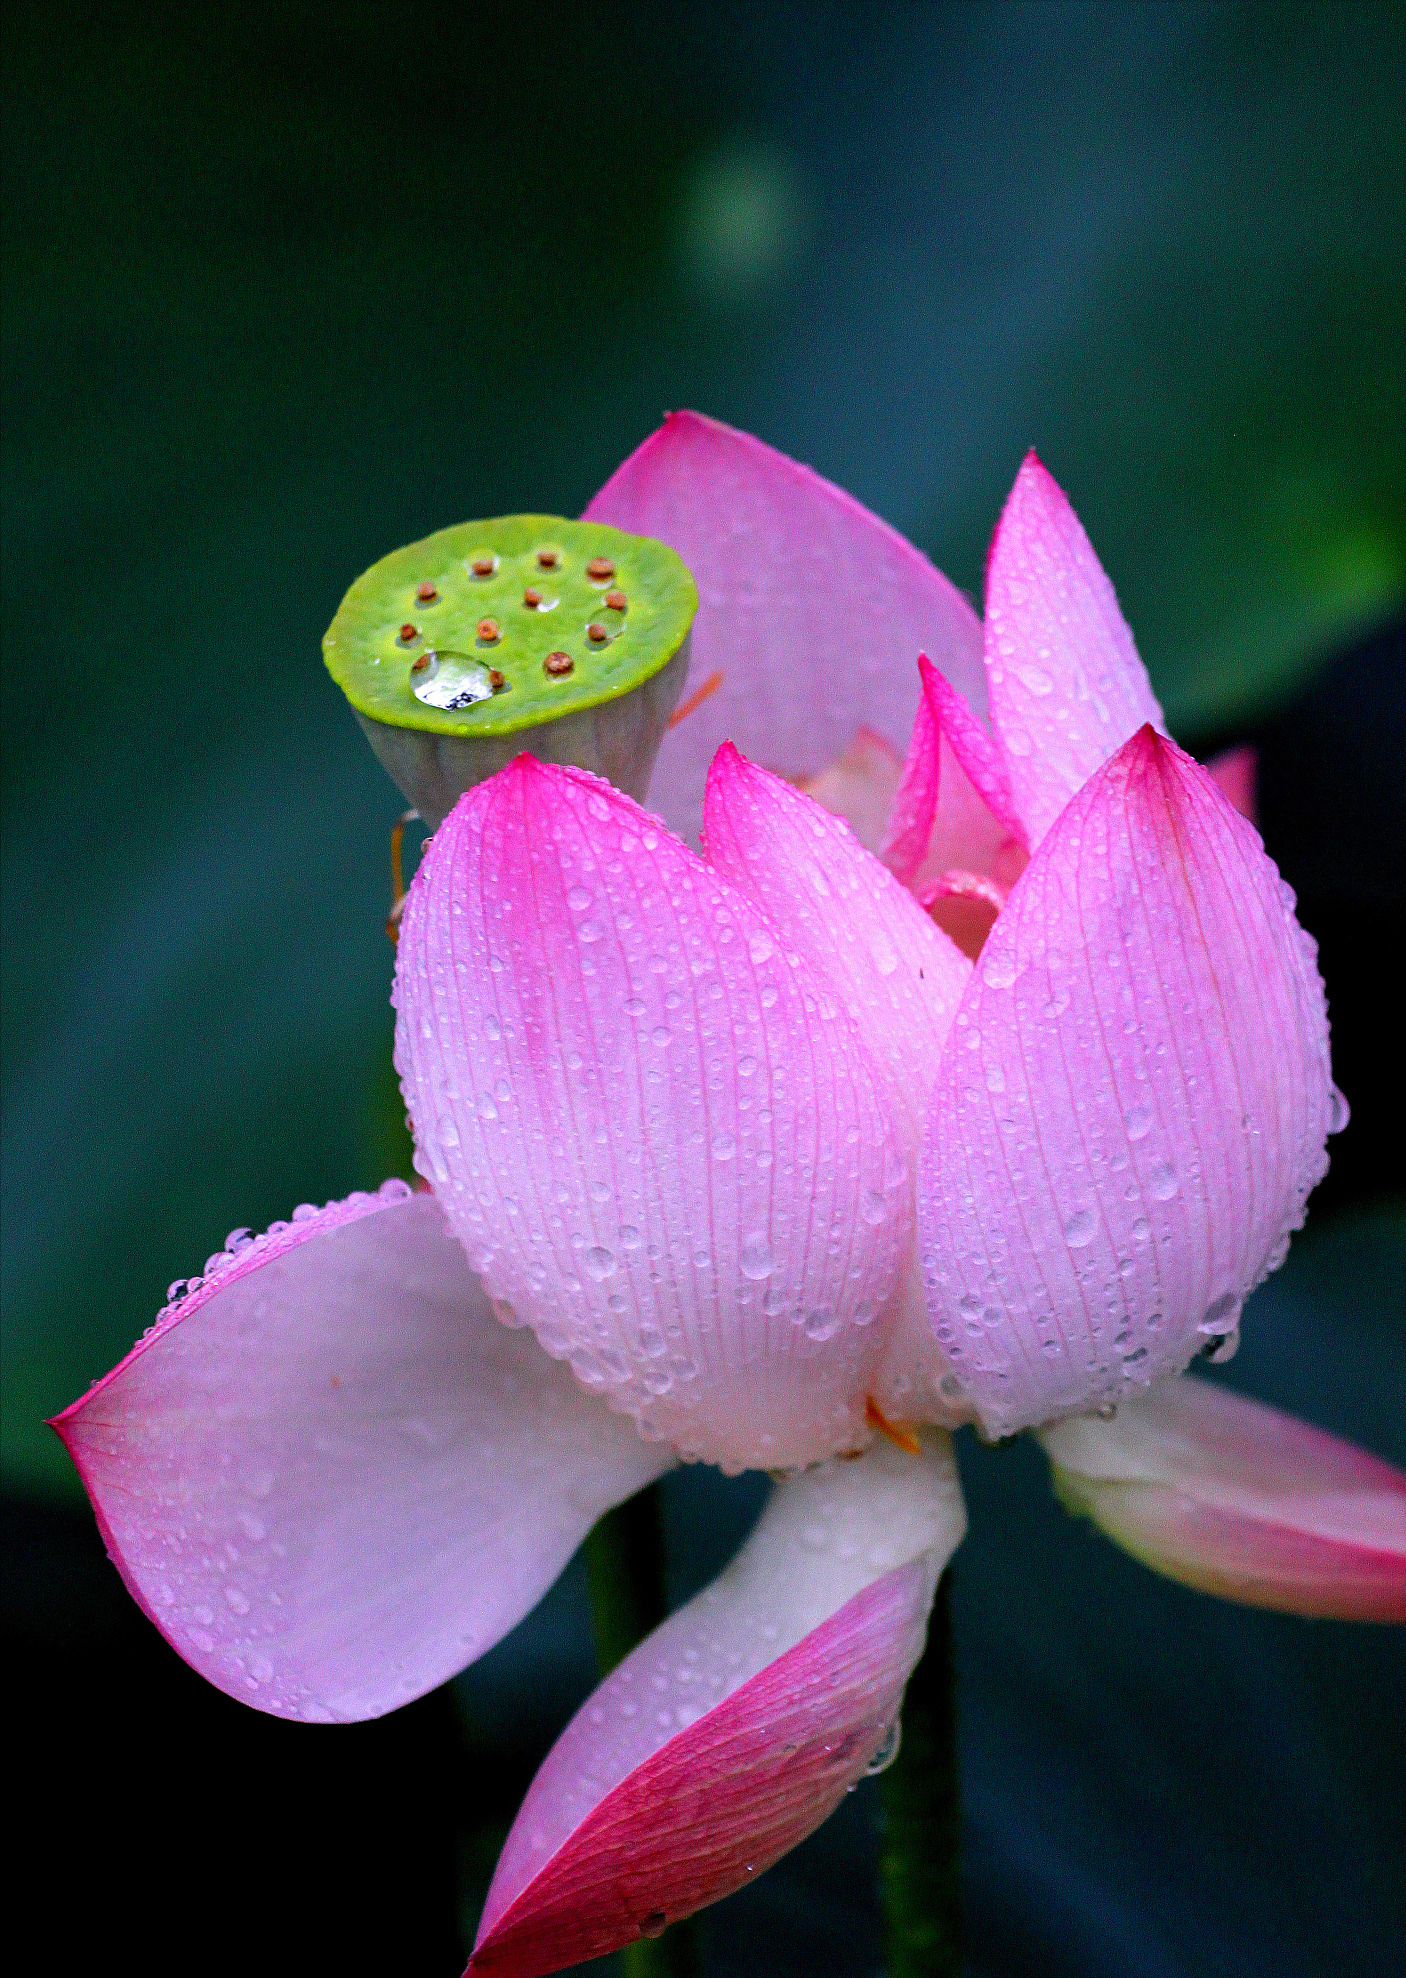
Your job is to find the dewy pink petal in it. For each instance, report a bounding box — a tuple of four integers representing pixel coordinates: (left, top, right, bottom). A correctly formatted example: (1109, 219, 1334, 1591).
(1041, 1376, 1406, 1621)
(879, 658, 942, 884)
(795, 726, 903, 854)
(918, 726, 1336, 1438)
(470, 1433, 966, 1976)
(394, 757, 912, 1472)
(584, 410, 985, 844)
(984, 453, 1166, 846)
(703, 742, 970, 1158)
(703, 746, 973, 1429)
(51, 1187, 670, 1721)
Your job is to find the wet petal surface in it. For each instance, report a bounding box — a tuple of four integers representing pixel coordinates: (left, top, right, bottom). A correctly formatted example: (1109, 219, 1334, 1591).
(918, 728, 1335, 1437)
(52, 1188, 670, 1720)
(395, 759, 911, 1470)
(470, 1433, 966, 1975)
(984, 454, 1165, 845)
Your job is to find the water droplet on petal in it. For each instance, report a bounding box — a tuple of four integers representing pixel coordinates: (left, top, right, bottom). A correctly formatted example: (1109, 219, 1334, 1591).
(864, 1717, 902, 1775)
(739, 1233, 773, 1280)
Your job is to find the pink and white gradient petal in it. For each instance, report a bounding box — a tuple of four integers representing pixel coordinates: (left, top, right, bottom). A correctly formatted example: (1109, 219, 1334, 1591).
(470, 1432, 966, 1976)
(703, 745, 974, 1428)
(984, 453, 1166, 846)
(796, 726, 903, 854)
(703, 743, 970, 1157)
(1041, 1376, 1406, 1621)
(584, 410, 985, 845)
(394, 758, 912, 1473)
(918, 727, 1336, 1438)
(52, 1187, 671, 1722)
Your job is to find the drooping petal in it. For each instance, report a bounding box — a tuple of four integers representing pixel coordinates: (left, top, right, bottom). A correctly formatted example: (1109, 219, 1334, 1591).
(918, 726, 1336, 1438)
(984, 453, 1165, 846)
(703, 742, 971, 1158)
(470, 1432, 966, 1975)
(395, 758, 912, 1472)
(1041, 1376, 1406, 1621)
(1206, 744, 1259, 826)
(795, 726, 902, 854)
(584, 411, 985, 845)
(51, 1187, 670, 1721)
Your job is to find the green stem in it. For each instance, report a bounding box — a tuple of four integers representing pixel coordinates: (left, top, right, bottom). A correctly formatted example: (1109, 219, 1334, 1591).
(583, 1484, 701, 1978)
(879, 1567, 963, 1978)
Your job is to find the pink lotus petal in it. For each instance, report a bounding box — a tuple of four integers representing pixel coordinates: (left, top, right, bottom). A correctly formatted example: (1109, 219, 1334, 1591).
(703, 742, 971, 1159)
(1041, 1376, 1406, 1621)
(470, 1432, 966, 1974)
(919, 657, 1028, 858)
(51, 1187, 670, 1720)
(584, 411, 985, 845)
(918, 726, 1336, 1438)
(878, 659, 941, 883)
(394, 758, 912, 1472)
(795, 726, 903, 854)
(984, 453, 1165, 845)
(1207, 744, 1259, 826)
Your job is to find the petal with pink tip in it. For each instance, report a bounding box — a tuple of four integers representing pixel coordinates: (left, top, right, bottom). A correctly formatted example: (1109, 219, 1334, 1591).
(394, 759, 911, 1472)
(1041, 1376, 1406, 1621)
(878, 660, 941, 883)
(51, 1187, 670, 1721)
(984, 453, 1165, 845)
(585, 411, 985, 845)
(470, 1432, 966, 1975)
(918, 727, 1336, 1438)
(703, 743, 970, 1160)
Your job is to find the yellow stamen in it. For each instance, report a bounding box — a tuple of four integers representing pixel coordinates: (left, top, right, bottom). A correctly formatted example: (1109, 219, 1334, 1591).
(866, 1394, 922, 1455)
(667, 669, 723, 730)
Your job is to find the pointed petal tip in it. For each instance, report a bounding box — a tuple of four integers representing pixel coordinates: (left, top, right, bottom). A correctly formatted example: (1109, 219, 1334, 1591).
(919, 720, 1334, 1437)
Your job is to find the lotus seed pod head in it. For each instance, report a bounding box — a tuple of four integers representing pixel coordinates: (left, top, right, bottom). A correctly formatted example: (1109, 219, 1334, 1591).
(324, 516, 698, 827)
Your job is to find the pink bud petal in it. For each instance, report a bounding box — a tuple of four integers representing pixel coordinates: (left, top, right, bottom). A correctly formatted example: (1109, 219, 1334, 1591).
(585, 411, 985, 845)
(1206, 744, 1259, 826)
(878, 658, 942, 884)
(395, 758, 911, 1471)
(918, 727, 1336, 1438)
(703, 742, 970, 1160)
(51, 1188, 670, 1720)
(470, 1433, 966, 1975)
(1041, 1376, 1406, 1621)
(984, 453, 1166, 845)
(795, 726, 903, 853)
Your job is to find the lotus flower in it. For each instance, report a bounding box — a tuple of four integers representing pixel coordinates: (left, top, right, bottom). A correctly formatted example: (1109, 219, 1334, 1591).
(55, 414, 1406, 1976)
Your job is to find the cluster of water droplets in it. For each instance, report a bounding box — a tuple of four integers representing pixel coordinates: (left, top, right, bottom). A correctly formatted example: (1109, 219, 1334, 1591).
(156, 1179, 415, 1330)
(395, 772, 911, 1470)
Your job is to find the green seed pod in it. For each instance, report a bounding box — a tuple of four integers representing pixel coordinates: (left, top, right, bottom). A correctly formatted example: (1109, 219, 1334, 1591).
(324, 515, 698, 828)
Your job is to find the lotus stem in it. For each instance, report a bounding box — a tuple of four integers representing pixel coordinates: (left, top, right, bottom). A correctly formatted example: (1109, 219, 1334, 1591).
(879, 1567, 962, 1978)
(585, 1485, 700, 1977)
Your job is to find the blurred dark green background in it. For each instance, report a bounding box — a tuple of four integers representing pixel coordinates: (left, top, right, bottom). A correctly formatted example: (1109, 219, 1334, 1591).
(2, 4, 1403, 1975)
